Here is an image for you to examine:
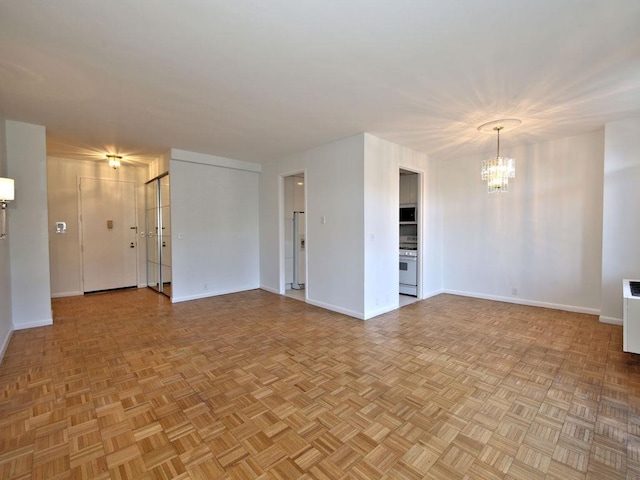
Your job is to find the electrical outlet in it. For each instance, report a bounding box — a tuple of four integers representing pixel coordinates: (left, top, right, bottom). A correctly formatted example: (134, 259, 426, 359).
(512, 288, 518, 296)
(204, 283, 208, 290)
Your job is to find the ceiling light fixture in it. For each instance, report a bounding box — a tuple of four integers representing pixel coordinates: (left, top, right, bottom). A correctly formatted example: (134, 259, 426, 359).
(478, 119, 521, 193)
(107, 154, 122, 169)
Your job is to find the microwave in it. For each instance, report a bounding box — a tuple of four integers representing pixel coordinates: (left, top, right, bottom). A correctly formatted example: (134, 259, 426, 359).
(400, 204, 417, 223)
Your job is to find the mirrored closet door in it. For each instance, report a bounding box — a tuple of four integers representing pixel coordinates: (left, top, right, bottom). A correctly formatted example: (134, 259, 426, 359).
(146, 174, 171, 297)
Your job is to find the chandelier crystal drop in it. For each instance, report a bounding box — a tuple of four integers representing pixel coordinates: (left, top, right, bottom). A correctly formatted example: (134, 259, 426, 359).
(479, 123, 516, 194)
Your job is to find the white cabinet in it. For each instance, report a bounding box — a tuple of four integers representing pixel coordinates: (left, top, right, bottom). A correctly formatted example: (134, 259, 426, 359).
(623, 279, 640, 354)
(400, 173, 418, 204)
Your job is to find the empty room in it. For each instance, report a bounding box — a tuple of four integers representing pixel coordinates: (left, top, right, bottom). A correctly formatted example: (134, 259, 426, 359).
(1, 1, 640, 479)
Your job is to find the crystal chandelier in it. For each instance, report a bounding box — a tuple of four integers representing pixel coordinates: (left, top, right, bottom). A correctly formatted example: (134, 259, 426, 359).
(478, 119, 520, 193)
(106, 154, 122, 169)
(481, 126, 514, 193)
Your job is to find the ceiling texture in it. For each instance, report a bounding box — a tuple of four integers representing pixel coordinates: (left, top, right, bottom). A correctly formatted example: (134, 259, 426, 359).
(1, 0, 640, 165)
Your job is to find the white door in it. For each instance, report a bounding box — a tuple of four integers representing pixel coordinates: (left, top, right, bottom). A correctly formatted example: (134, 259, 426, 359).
(80, 178, 137, 293)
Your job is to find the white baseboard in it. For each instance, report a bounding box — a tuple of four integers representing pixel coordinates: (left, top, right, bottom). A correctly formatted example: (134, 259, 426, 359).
(171, 285, 260, 303)
(260, 285, 281, 295)
(51, 291, 82, 298)
(364, 303, 398, 320)
(260, 287, 602, 322)
(13, 318, 53, 330)
(305, 298, 364, 320)
(0, 328, 13, 363)
(443, 289, 601, 316)
(599, 315, 623, 326)
(421, 288, 444, 300)
(371, 289, 444, 317)
(137, 283, 148, 289)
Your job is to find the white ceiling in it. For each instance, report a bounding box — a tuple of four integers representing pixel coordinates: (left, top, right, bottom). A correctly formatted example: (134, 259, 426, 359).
(1, 0, 639, 164)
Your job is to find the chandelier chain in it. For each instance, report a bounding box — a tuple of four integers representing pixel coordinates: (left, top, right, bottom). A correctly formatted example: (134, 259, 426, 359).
(495, 126, 503, 158)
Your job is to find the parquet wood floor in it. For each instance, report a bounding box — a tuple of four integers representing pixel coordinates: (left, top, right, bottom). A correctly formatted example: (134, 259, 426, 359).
(1, 289, 639, 479)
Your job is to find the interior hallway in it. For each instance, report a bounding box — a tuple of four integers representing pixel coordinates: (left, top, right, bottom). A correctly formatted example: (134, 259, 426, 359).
(0, 289, 638, 479)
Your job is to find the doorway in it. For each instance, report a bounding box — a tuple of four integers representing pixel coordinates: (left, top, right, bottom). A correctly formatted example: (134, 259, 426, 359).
(283, 173, 306, 301)
(79, 177, 138, 293)
(399, 168, 421, 306)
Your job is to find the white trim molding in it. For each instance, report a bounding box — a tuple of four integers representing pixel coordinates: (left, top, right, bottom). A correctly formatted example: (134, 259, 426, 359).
(599, 315, 623, 326)
(13, 317, 53, 330)
(443, 290, 601, 316)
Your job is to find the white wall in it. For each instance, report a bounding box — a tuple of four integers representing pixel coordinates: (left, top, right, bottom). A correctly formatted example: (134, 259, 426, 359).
(363, 136, 400, 318)
(170, 150, 260, 302)
(601, 117, 640, 323)
(424, 162, 443, 297)
(440, 130, 604, 314)
(260, 133, 434, 320)
(148, 150, 171, 181)
(47, 156, 149, 297)
(0, 114, 12, 360)
(260, 134, 366, 318)
(6, 121, 52, 329)
(363, 134, 437, 319)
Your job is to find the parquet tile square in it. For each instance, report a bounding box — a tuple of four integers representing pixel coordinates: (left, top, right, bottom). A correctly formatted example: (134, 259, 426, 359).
(546, 459, 587, 480)
(553, 440, 589, 472)
(185, 458, 225, 479)
(1, 290, 640, 479)
(344, 458, 384, 479)
(384, 459, 424, 480)
(505, 458, 547, 479)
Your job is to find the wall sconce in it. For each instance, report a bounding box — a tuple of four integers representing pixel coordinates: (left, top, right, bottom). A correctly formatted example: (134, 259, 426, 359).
(0, 177, 15, 240)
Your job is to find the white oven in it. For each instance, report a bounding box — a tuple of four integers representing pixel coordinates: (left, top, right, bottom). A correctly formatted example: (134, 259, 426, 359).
(399, 250, 417, 296)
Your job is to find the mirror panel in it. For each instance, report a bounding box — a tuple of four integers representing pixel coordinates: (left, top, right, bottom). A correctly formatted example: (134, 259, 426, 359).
(146, 175, 171, 297)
